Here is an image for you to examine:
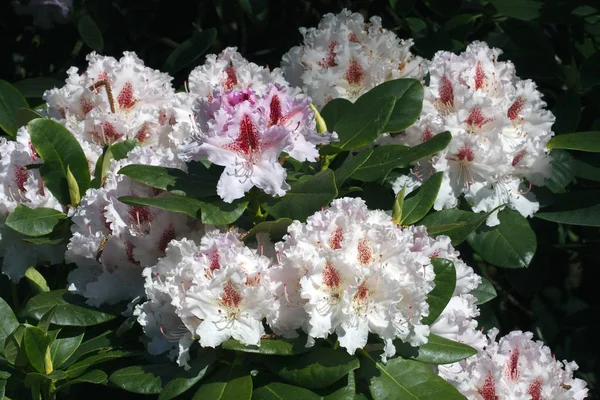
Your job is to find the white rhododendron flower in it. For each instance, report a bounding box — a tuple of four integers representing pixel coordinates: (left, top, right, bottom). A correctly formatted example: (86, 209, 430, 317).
(188, 47, 289, 98)
(391, 42, 555, 226)
(406, 226, 486, 351)
(65, 147, 203, 306)
(43, 51, 189, 161)
(270, 197, 435, 359)
(181, 85, 336, 202)
(0, 127, 65, 281)
(439, 329, 588, 399)
(136, 229, 276, 368)
(281, 9, 427, 109)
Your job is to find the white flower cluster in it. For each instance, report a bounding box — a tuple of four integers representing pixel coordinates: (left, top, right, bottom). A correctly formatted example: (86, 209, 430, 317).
(270, 197, 435, 359)
(391, 42, 555, 226)
(282, 9, 427, 109)
(180, 84, 336, 202)
(135, 229, 275, 368)
(439, 329, 588, 399)
(0, 128, 64, 281)
(65, 147, 202, 307)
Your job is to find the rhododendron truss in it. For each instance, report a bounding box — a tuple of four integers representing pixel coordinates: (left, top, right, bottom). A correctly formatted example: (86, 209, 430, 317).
(0, 6, 593, 400)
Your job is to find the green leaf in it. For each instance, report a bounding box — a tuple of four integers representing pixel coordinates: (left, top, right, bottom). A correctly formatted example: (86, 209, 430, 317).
(467, 209, 537, 268)
(352, 132, 451, 182)
(0, 297, 19, 352)
(400, 172, 443, 225)
(320, 98, 353, 132)
(49, 329, 84, 369)
(545, 150, 575, 192)
(78, 14, 104, 52)
(163, 28, 217, 74)
(118, 195, 248, 225)
(158, 352, 217, 400)
(4, 205, 66, 237)
(253, 382, 320, 399)
(265, 347, 359, 389)
(422, 258, 456, 326)
(16, 108, 44, 128)
(67, 350, 137, 378)
(64, 330, 114, 365)
(13, 78, 63, 98)
(0, 79, 29, 136)
(21, 289, 119, 327)
(24, 267, 50, 294)
(335, 97, 396, 150)
(109, 364, 177, 394)
(490, 0, 542, 21)
(394, 334, 478, 364)
(192, 365, 252, 400)
(221, 336, 310, 356)
(266, 170, 338, 221)
(3, 325, 28, 367)
(91, 140, 139, 188)
(574, 159, 600, 182)
(23, 327, 51, 374)
(547, 132, 600, 152)
(333, 150, 373, 189)
(392, 185, 406, 225)
(472, 277, 497, 305)
(353, 79, 424, 133)
(66, 165, 81, 207)
(420, 209, 491, 246)
(118, 163, 220, 198)
(37, 306, 57, 333)
(243, 218, 293, 243)
(56, 369, 107, 391)
(310, 104, 328, 133)
(360, 351, 463, 399)
(238, 0, 269, 25)
(536, 204, 600, 226)
(28, 119, 91, 206)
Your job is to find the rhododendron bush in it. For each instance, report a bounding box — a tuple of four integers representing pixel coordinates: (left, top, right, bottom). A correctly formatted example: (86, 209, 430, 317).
(1, 2, 598, 399)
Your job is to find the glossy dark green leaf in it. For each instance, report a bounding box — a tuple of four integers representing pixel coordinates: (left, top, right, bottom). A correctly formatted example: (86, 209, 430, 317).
(0, 297, 19, 352)
(252, 382, 320, 399)
(335, 97, 395, 150)
(3, 325, 28, 367)
(23, 327, 51, 374)
(21, 289, 119, 327)
(0, 79, 29, 136)
(420, 209, 490, 246)
(37, 306, 57, 333)
(320, 98, 353, 132)
(266, 170, 338, 221)
(353, 79, 424, 133)
(467, 209, 537, 268)
(28, 119, 91, 206)
(118, 162, 220, 198)
(13, 78, 62, 98)
(4, 205, 66, 237)
(243, 218, 293, 243)
(352, 132, 451, 182)
(265, 347, 359, 389)
(109, 364, 176, 394)
(547, 132, 600, 152)
(56, 369, 107, 391)
(422, 258, 456, 325)
(490, 0, 542, 21)
(359, 351, 464, 399)
(68, 350, 138, 378)
(78, 14, 104, 52)
(574, 160, 600, 182)
(400, 172, 443, 225)
(394, 334, 478, 364)
(49, 329, 84, 369)
(16, 108, 44, 128)
(472, 277, 497, 305)
(545, 150, 575, 192)
(163, 29, 217, 74)
(64, 330, 114, 366)
(222, 336, 310, 356)
(536, 204, 600, 226)
(158, 352, 217, 400)
(192, 366, 252, 400)
(333, 150, 373, 189)
(239, 0, 269, 25)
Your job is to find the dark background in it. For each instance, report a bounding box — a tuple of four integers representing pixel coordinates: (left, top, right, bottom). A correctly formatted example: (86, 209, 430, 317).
(1, 0, 599, 398)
